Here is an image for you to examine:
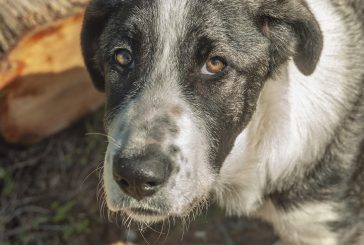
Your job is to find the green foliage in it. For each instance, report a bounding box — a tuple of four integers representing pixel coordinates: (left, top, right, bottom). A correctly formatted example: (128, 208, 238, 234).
(62, 218, 90, 241)
(51, 200, 90, 242)
(0, 166, 14, 196)
(52, 200, 76, 223)
(10, 200, 91, 244)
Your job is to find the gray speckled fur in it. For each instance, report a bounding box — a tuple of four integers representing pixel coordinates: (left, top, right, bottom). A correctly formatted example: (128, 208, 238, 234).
(81, 0, 364, 244)
(264, 2, 364, 244)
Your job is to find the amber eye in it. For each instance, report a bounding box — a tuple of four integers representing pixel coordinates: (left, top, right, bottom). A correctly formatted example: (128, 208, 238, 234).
(114, 49, 133, 68)
(202, 56, 226, 75)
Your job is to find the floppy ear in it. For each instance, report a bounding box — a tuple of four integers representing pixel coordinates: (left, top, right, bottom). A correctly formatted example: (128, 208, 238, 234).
(258, 0, 323, 76)
(81, 0, 120, 91)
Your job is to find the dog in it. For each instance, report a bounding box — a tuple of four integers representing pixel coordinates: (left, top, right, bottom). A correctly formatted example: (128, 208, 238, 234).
(81, 0, 364, 244)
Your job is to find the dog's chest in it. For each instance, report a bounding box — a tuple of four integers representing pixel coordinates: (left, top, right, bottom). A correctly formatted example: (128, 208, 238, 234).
(257, 200, 339, 245)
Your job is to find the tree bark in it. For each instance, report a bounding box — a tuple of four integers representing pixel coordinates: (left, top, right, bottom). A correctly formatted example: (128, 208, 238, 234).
(0, 0, 89, 58)
(0, 0, 105, 144)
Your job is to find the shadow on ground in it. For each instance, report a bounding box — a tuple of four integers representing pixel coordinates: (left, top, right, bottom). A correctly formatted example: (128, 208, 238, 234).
(0, 110, 277, 245)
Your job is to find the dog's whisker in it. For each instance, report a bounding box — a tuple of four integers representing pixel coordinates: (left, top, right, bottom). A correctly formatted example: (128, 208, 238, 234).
(144, 221, 165, 237)
(127, 215, 133, 229)
(81, 163, 104, 186)
(96, 181, 105, 206)
(164, 217, 171, 243)
(125, 217, 131, 228)
(156, 219, 165, 242)
(180, 217, 187, 241)
(86, 132, 121, 148)
(138, 223, 152, 245)
(101, 199, 107, 218)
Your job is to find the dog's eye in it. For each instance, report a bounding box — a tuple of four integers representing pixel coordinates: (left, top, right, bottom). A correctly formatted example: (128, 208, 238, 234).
(201, 56, 226, 75)
(114, 49, 133, 67)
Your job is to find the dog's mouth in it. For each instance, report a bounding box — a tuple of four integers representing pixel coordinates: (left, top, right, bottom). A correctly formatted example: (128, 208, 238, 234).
(123, 207, 169, 223)
(129, 207, 163, 216)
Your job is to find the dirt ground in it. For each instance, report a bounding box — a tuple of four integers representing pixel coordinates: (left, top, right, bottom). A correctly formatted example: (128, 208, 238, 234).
(0, 110, 277, 245)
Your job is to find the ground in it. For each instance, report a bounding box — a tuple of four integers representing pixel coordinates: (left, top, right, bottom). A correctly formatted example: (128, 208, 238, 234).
(0, 110, 277, 245)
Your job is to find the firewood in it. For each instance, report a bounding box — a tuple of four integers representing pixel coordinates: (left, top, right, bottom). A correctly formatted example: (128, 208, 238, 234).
(0, 0, 105, 144)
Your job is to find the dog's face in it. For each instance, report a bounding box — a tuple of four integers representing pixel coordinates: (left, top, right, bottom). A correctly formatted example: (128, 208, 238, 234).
(81, 0, 322, 223)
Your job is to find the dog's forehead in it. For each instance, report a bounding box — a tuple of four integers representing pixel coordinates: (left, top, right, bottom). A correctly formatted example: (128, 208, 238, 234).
(114, 0, 260, 46)
(120, 0, 256, 25)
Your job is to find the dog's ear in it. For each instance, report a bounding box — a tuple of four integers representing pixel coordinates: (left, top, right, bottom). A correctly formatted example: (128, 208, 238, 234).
(81, 0, 122, 91)
(257, 0, 323, 76)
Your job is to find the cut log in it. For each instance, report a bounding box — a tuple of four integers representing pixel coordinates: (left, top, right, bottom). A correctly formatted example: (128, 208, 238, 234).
(0, 0, 105, 144)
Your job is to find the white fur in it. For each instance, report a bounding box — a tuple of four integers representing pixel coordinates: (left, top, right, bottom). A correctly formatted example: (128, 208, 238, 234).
(166, 110, 215, 214)
(258, 201, 339, 245)
(214, 0, 364, 215)
(154, 0, 188, 83)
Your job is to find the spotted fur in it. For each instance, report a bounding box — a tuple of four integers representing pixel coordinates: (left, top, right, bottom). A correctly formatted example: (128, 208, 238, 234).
(81, 0, 364, 244)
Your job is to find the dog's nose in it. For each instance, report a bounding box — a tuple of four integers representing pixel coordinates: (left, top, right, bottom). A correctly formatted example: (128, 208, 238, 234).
(112, 151, 171, 201)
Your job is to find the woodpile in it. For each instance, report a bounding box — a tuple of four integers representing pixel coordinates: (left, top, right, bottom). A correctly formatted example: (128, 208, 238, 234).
(0, 0, 105, 144)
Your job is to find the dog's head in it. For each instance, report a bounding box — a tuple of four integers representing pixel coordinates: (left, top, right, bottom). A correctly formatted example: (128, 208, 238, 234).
(81, 0, 322, 223)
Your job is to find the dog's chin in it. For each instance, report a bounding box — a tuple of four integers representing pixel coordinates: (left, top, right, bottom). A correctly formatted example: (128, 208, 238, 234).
(108, 205, 170, 224)
(106, 198, 201, 225)
(106, 200, 169, 224)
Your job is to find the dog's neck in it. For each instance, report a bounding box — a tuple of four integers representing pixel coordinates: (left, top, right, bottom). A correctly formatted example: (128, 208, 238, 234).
(213, 0, 364, 216)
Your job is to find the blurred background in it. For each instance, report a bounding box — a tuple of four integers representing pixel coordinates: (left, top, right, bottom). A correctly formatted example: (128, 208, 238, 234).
(0, 1, 276, 244)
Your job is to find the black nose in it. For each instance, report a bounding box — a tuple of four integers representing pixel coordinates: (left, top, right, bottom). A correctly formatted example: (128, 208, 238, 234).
(112, 150, 171, 201)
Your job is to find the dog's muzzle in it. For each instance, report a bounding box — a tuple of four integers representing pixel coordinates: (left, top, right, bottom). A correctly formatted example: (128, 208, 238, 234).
(104, 101, 214, 223)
